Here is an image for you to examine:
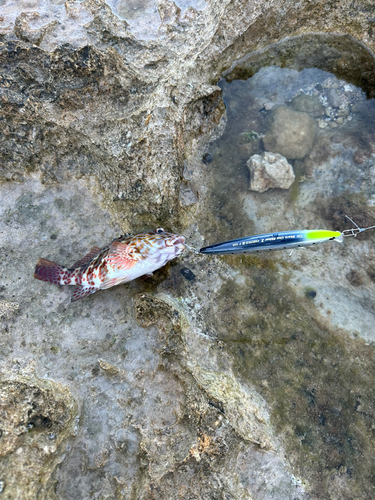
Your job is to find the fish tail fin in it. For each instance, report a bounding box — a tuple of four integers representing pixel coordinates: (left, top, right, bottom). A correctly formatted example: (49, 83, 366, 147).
(34, 258, 72, 285)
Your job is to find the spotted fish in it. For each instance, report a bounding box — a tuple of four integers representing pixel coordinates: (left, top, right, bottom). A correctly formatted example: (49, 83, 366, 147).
(34, 228, 186, 301)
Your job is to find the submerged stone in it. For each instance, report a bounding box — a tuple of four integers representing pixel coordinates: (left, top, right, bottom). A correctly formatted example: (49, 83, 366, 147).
(202, 152, 213, 164)
(263, 106, 316, 159)
(179, 181, 199, 205)
(247, 152, 295, 192)
(180, 267, 196, 281)
(290, 94, 325, 117)
(328, 88, 341, 108)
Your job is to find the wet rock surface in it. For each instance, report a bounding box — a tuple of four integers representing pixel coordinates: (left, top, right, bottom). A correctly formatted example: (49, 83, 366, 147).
(263, 106, 316, 160)
(1, 0, 375, 499)
(247, 152, 295, 192)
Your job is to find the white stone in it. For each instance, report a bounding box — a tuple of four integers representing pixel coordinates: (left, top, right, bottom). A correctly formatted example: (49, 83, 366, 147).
(247, 152, 295, 193)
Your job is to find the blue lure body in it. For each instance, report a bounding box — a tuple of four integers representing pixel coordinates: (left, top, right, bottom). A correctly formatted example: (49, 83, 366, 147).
(199, 229, 342, 255)
(199, 217, 375, 256)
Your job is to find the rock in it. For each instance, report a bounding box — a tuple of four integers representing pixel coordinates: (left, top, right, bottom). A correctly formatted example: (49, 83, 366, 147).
(290, 94, 325, 117)
(191, 366, 275, 450)
(247, 152, 295, 192)
(157, 0, 181, 25)
(180, 267, 196, 281)
(328, 88, 341, 108)
(179, 181, 199, 206)
(263, 106, 316, 159)
(202, 152, 213, 164)
(0, 360, 77, 500)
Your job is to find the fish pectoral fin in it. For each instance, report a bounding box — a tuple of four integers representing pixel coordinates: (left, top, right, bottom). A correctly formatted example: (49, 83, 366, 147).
(71, 285, 99, 302)
(107, 242, 137, 270)
(100, 277, 128, 290)
(72, 247, 101, 269)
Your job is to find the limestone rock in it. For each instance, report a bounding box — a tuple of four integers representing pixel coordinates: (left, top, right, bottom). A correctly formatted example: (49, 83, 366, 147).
(263, 106, 316, 159)
(179, 181, 199, 206)
(247, 152, 295, 192)
(190, 366, 275, 450)
(0, 360, 78, 500)
(328, 88, 342, 108)
(290, 94, 325, 117)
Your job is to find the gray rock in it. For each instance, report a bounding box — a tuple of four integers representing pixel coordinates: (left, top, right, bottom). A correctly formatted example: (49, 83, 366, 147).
(263, 106, 316, 159)
(247, 152, 295, 192)
(179, 181, 199, 205)
(0, 360, 77, 500)
(290, 94, 325, 117)
(328, 88, 341, 108)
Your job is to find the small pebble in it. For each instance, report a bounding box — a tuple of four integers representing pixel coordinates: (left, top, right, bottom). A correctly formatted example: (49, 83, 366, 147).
(325, 108, 332, 117)
(328, 89, 341, 108)
(306, 289, 317, 299)
(351, 103, 362, 113)
(202, 153, 213, 164)
(353, 150, 365, 164)
(264, 102, 274, 111)
(180, 268, 196, 281)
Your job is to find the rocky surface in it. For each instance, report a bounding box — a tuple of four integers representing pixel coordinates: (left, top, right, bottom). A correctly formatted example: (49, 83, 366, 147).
(263, 106, 316, 160)
(247, 152, 295, 192)
(1, 0, 375, 499)
(0, 360, 78, 500)
(290, 94, 325, 118)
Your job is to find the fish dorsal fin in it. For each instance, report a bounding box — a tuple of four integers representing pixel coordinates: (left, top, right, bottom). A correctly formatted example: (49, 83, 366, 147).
(72, 247, 101, 269)
(107, 241, 137, 270)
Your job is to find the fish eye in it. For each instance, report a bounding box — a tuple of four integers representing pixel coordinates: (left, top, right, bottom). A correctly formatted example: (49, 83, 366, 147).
(156, 228, 164, 234)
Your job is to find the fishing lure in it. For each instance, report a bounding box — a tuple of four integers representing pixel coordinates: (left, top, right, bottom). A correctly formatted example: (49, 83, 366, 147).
(199, 216, 375, 255)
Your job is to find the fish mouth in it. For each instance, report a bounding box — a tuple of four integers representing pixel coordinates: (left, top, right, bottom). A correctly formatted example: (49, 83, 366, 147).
(166, 235, 186, 256)
(165, 235, 186, 246)
(172, 236, 186, 246)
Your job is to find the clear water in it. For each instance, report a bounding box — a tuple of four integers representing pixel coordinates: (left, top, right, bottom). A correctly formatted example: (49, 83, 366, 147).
(202, 66, 375, 339)
(198, 66, 375, 497)
(206, 67, 375, 238)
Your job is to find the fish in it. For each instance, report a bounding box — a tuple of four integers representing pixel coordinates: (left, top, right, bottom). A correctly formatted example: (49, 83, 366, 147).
(34, 228, 186, 301)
